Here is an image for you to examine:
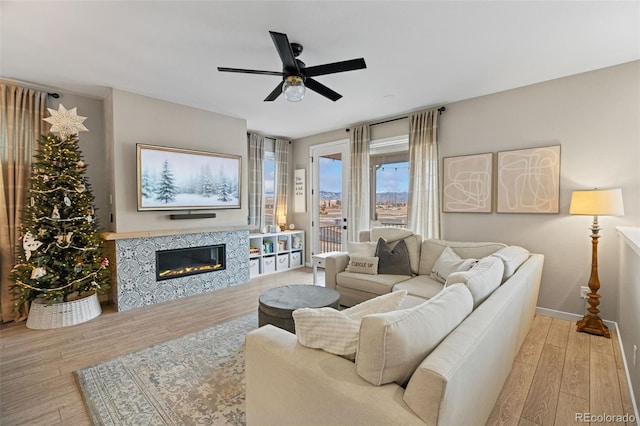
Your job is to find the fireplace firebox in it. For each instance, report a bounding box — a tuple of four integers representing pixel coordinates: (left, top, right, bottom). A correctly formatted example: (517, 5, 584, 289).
(156, 244, 226, 281)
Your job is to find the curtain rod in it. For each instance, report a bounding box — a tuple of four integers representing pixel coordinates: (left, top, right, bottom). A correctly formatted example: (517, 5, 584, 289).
(0, 78, 60, 98)
(346, 106, 445, 132)
(246, 132, 291, 143)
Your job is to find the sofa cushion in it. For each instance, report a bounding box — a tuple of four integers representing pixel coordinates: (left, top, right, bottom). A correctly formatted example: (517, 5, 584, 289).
(337, 271, 410, 296)
(347, 241, 378, 257)
(446, 256, 504, 308)
(418, 239, 507, 276)
(401, 234, 422, 275)
(345, 256, 379, 275)
(370, 227, 414, 243)
(393, 275, 444, 300)
(376, 238, 412, 276)
(430, 246, 478, 283)
(355, 284, 473, 387)
(490, 245, 530, 281)
(292, 290, 408, 360)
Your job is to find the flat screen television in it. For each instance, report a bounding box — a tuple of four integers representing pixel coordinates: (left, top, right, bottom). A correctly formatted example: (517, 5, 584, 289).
(137, 144, 241, 211)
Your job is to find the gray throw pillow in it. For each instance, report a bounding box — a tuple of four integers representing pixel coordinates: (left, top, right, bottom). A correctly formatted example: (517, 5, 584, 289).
(375, 238, 412, 275)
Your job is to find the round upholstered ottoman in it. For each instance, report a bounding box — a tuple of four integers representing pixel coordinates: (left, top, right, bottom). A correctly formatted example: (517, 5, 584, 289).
(258, 285, 340, 334)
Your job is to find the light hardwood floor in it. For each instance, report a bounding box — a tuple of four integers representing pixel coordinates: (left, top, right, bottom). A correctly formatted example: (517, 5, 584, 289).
(0, 268, 635, 425)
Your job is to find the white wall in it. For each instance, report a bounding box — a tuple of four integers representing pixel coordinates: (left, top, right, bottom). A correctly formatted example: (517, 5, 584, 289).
(105, 89, 248, 233)
(292, 61, 639, 321)
(617, 227, 640, 411)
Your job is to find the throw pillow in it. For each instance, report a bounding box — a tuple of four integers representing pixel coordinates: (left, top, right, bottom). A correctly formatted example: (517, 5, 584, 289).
(292, 290, 408, 360)
(430, 246, 477, 283)
(347, 241, 377, 257)
(490, 245, 530, 281)
(445, 256, 504, 308)
(345, 256, 379, 275)
(355, 284, 473, 387)
(375, 238, 412, 275)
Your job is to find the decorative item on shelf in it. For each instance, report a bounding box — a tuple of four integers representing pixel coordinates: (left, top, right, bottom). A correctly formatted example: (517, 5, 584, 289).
(10, 105, 109, 329)
(292, 235, 302, 249)
(249, 246, 260, 255)
(569, 188, 624, 338)
(278, 240, 286, 252)
(263, 241, 274, 254)
(277, 215, 287, 231)
(289, 223, 295, 230)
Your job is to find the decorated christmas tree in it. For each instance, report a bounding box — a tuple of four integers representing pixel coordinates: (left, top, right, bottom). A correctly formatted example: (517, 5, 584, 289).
(11, 105, 109, 309)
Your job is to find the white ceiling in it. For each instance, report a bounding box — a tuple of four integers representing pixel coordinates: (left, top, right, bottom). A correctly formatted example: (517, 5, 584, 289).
(1, 1, 639, 139)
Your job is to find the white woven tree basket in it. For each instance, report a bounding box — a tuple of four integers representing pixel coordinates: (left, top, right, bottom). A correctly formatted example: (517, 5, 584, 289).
(26, 293, 102, 330)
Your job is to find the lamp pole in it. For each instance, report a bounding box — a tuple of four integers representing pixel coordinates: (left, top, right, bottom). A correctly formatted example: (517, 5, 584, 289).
(576, 215, 610, 338)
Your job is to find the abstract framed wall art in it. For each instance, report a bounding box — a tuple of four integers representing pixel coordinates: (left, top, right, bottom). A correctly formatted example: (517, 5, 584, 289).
(442, 152, 493, 213)
(496, 145, 560, 214)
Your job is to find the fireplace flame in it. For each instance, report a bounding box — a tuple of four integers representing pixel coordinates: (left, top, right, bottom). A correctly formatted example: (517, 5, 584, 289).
(158, 263, 222, 278)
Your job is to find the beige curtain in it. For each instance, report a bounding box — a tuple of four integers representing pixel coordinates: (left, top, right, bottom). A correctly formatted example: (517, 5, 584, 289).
(247, 133, 265, 231)
(407, 109, 440, 239)
(0, 83, 48, 322)
(348, 125, 370, 241)
(274, 138, 290, 227)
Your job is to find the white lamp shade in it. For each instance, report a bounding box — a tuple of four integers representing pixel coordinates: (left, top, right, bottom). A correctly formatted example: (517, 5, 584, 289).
(569, 188, 624, 216)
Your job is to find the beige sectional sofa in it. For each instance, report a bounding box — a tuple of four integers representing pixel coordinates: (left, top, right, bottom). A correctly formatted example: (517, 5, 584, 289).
(326, 227, 509, 307)
(245, 231, 544, 425)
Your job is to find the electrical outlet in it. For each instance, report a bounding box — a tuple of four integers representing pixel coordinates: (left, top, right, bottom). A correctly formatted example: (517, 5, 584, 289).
(580, 286, 590, 299)
(634, 345, 637, 367)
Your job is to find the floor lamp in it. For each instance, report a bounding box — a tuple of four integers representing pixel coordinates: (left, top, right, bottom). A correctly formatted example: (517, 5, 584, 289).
(569, 188, 624, 338)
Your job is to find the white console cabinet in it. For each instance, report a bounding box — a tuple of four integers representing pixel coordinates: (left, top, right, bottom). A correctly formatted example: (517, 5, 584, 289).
(249, 231, 304, 277)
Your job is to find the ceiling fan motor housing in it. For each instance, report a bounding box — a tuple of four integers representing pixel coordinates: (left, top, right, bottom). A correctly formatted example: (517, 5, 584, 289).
(285, 59, 306, 79)
(290, 42, 303, 57)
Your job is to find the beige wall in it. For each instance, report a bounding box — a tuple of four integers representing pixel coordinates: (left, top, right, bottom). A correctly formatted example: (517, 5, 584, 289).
(292, 61, 640, 321)
(439, 61, 639, 321)
(49, 93, 109, 229)
(105, 89, 248, 233)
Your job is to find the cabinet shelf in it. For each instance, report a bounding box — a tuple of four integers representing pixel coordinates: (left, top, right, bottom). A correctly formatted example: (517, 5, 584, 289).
(248, 231, 304, 277)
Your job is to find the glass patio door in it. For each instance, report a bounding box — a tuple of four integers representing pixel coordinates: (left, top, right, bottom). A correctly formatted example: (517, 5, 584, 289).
(310, 140, 349, 255)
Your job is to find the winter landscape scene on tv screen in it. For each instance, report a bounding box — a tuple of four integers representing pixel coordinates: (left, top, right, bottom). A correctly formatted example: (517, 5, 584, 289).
(137, 144, 241, 210)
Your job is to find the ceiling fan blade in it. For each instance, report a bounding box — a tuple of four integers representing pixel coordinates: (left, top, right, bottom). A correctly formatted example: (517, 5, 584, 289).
(305, 58, 367, 77)
(269, 31, 300, 73)
(264, 82, 283, 102)
(305, 78, 342, 102)
(217, 67, 283, 76)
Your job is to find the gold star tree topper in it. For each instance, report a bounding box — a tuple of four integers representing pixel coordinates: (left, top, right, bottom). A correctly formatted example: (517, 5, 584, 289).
(43, 104, 89, 140)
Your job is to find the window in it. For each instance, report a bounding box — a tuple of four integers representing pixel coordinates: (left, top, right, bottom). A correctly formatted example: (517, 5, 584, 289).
(370, 137, 409, 227)
(263, 150, 276, 226)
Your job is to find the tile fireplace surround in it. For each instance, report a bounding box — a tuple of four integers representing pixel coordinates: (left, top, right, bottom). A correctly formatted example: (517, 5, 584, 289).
(102, 226, 250, 311)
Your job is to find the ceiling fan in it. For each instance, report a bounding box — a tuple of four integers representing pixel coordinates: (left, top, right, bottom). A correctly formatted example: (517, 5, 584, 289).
(217, 31, 367, 102)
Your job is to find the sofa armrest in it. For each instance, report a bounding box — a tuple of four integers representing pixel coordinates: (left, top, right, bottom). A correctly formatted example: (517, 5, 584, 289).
(245, 325, 423, 426)
(324, 252, 349, 290)
(403, 254, 544, 426)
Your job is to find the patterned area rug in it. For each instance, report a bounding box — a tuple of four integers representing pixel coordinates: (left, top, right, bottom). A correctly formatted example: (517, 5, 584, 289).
(75, 313, 257, 425)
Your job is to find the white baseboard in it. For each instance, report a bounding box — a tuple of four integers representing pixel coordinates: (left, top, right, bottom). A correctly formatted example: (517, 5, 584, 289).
(535, 306, 639, 422)
(535, 306, 616, 329)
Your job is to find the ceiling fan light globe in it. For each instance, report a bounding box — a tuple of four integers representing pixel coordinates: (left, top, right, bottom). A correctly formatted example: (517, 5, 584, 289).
(282, 76, 305, 102)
